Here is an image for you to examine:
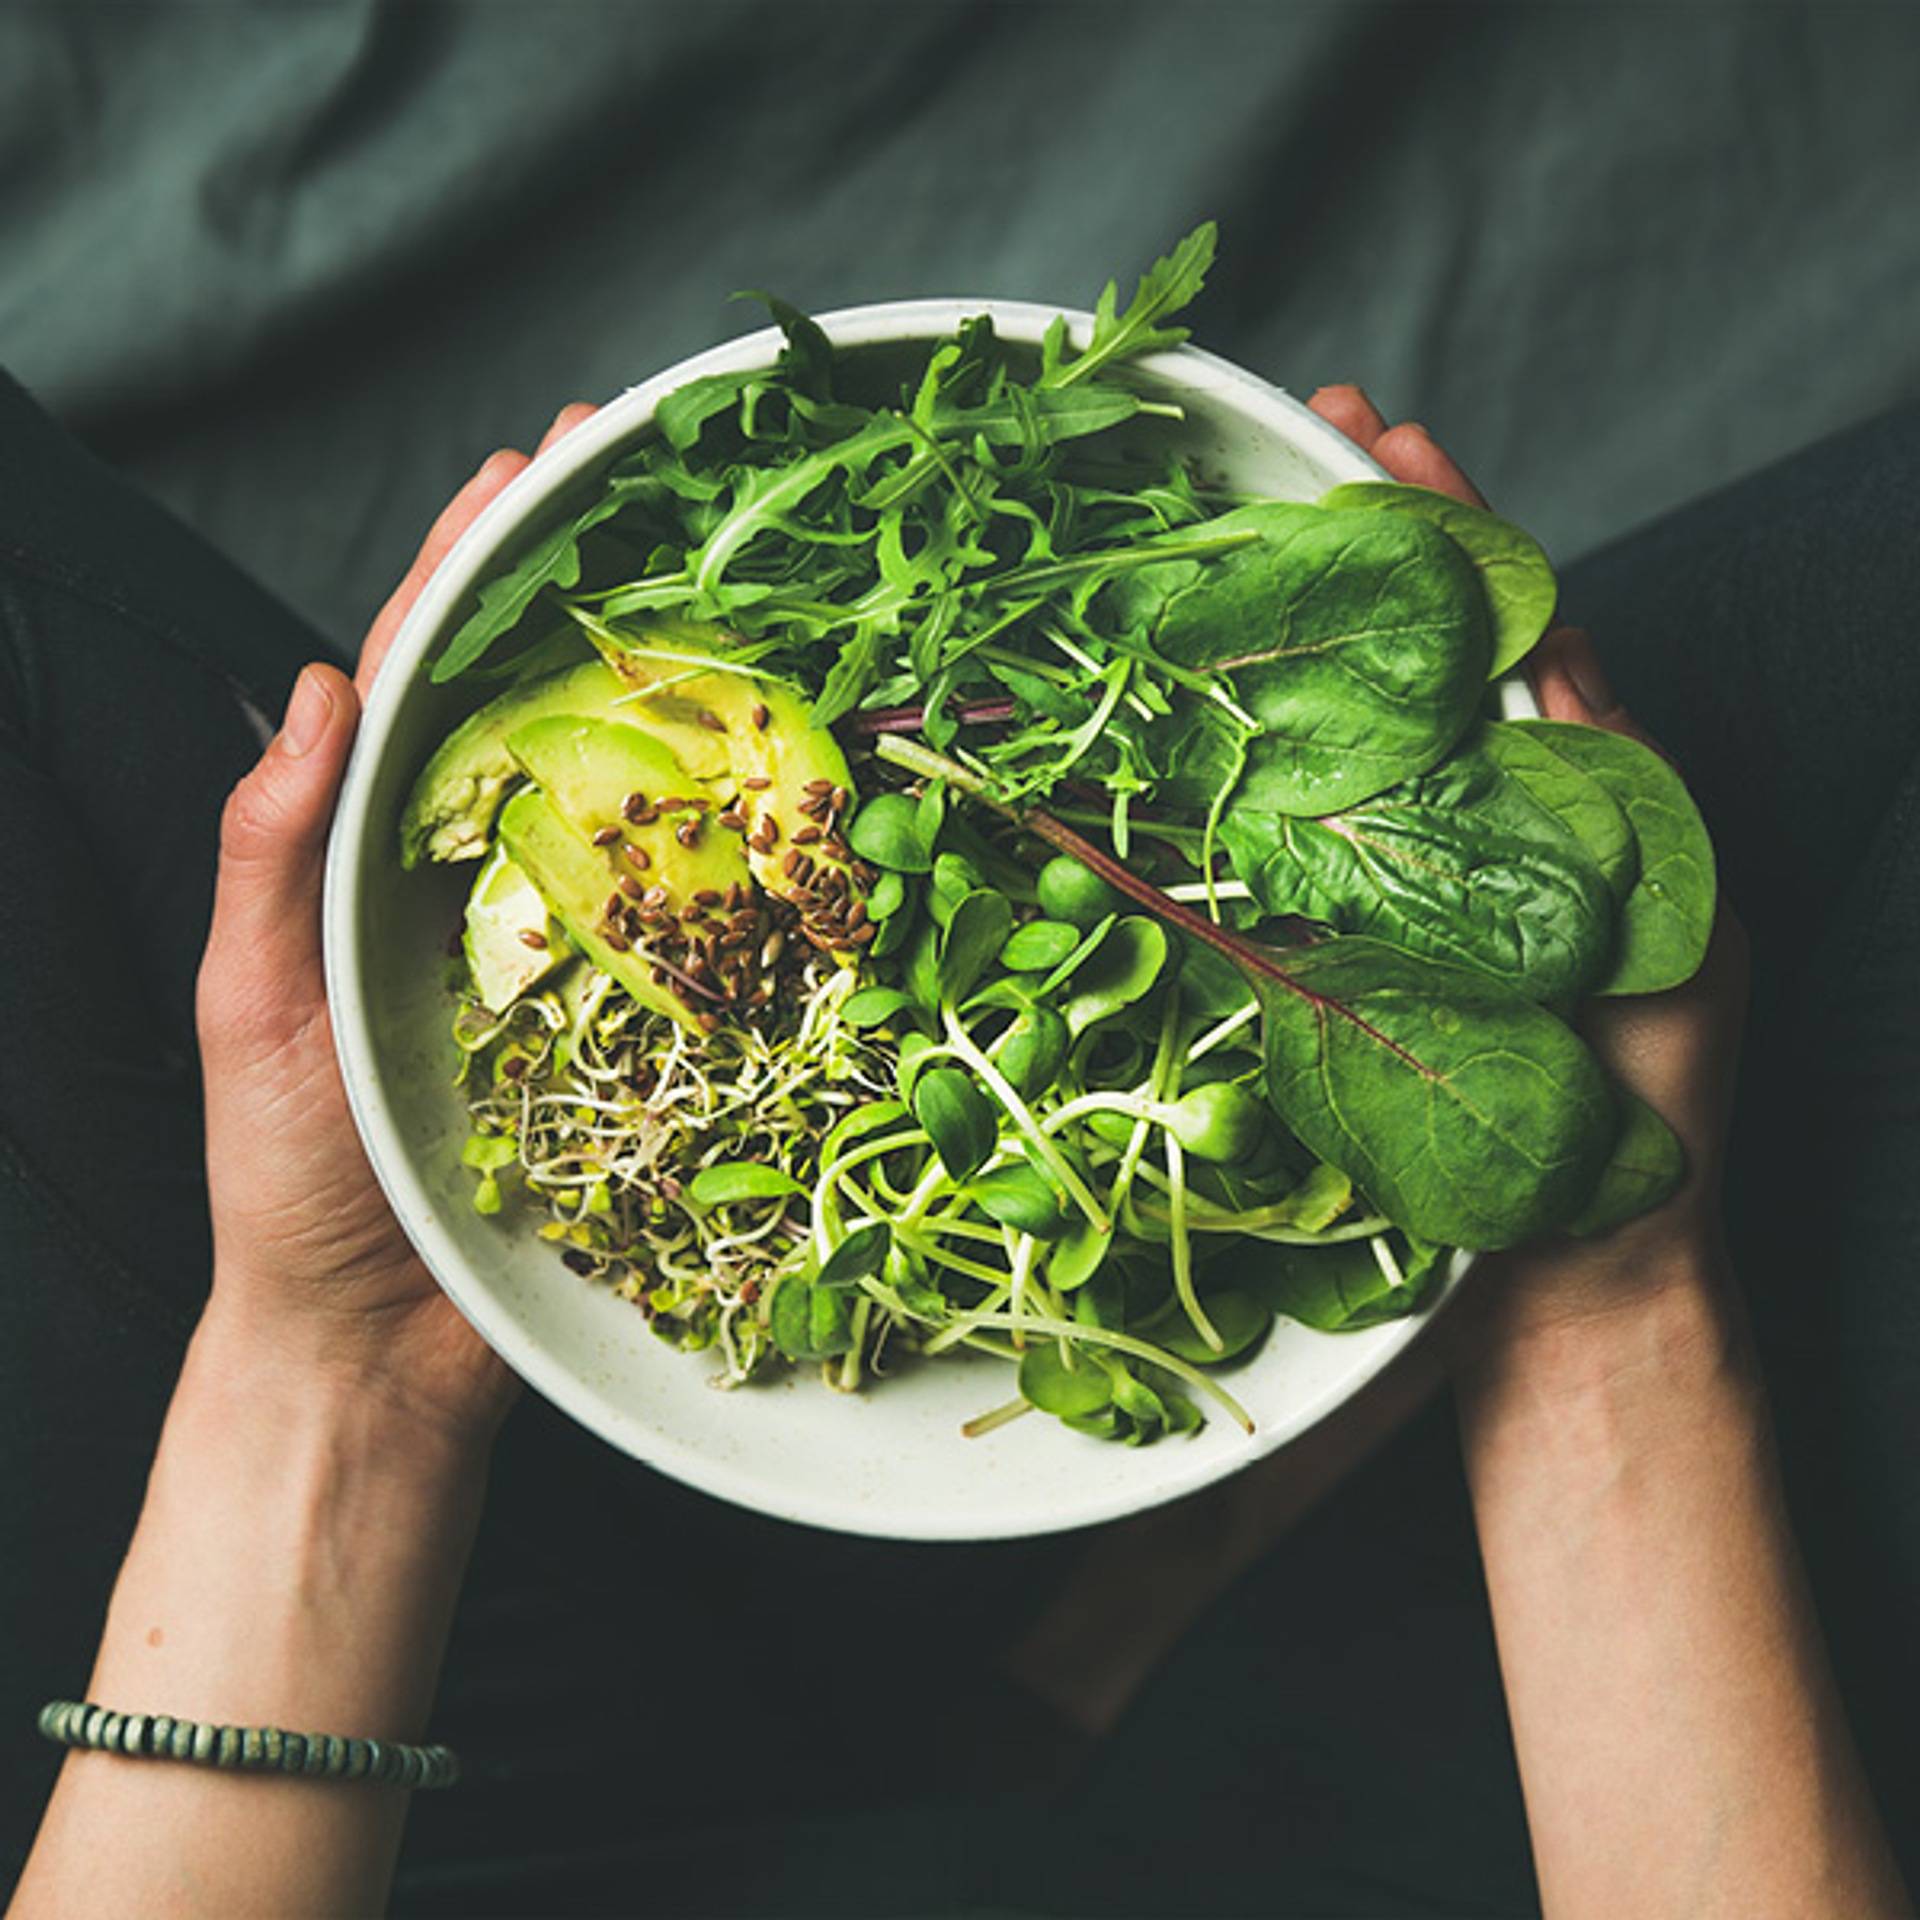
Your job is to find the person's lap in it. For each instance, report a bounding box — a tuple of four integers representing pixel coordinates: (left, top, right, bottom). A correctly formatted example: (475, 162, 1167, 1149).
(2, 368, 1914, 1915)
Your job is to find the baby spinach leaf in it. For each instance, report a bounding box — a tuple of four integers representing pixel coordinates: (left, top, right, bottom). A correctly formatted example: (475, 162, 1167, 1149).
(1220, 730, 1616, 1006)
(912, 1067, 999, 1180)
(1253, 1237, 1442, 1332)
(770, 1276, 856, 1360)
(687, 1163, 805, 1206)
(1320, 482, 1556, 678)
(1059, 916, 1170, 1036)
(1258, 936, 1614, 1249)
(1480, 719, 1639, 904)
(1131, 503, 1494, 814)
(1566, 1088, 1686, 1237)
(1509, 722, 1716, 995)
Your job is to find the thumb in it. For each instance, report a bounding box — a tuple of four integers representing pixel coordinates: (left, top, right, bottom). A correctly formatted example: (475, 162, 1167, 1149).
(199, 662, 360, 1054)
(1526, 626, 1669, 758)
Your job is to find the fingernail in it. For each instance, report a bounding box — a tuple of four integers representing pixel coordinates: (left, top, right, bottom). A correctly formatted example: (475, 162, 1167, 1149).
(1553, 628, 1615, 713)
(281, 666, 332, 757)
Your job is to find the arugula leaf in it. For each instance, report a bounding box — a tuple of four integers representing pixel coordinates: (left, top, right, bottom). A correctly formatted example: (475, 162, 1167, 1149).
(1320, 482, 1557, 678)
(1040, 221, 1217, 389)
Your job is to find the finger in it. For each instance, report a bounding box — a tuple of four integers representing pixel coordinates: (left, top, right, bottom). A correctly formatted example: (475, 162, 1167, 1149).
(1307, 384, 1390, 449)
(199, 662, 360, 1056)
(1369, 422, 1488, 507)
(355, 447, 532, 698)
(536, 400, 599, 454)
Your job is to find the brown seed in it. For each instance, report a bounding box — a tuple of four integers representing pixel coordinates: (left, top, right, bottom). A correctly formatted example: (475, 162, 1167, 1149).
(519, 928, 549, 950)
(643, 884, 669, 909)
(830, 786, 849, 812)
(750, 983, 773, 1006)
(681, 902, 705, 922)
(603, 929, 632, 952)
(830, 936, 857, 953)
(631, 805, 660, 827)
(726, 906, 758, 933)
(847, 900, 869, 929)
(804, 778, 833, 796)
(698, 1011, 722, 1034)
(604, 891, 625, 919)
(799, 793, 828, 819)
(676, 819, 701, 848)
(760, 930, 786, 968)
(697, 709, 728, 733)
(691, 888, 721, 907)
(791, 824, 822, 845)
(823, 835, 851, 863)
(795, 854, 816, 883)
(717, 809, 748, 832)
(742, 774, 771, 791)
(624, 844, 651, 870)
(592, 823, 623, 847)
(751, 702, 770, 731)
(620, 875, 645, 901)
(852, 923, 878, 945)
(727, 882, 748, 910)
(782, 849, 804, 878)
(621, 791, 649, 821)
(651, 964, 669, 985)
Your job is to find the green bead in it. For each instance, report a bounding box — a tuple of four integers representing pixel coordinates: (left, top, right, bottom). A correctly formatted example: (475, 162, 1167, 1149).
(121, 1714, 148, 1755)
(98, 1713, 124, 1751)
(216, 1725, 242, 1769)
(318, 1735, 346, 1777)
(81, 1707, 109, 1747)
(191, 1721, 216, 1763)
(343, 1738, 371, 1780)
(150, 1715, 174, 1754)
(260, 1728, 284, 1769)
(171, 1720, 196, 1761)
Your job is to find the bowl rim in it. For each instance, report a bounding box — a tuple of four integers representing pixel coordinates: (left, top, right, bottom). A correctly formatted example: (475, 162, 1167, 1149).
(323, 298, 1492, 1540)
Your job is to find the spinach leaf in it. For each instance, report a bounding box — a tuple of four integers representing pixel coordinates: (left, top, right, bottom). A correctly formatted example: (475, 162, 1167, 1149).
(1258, 936, 1614, 1248)
(1479, 719, 1639, 904)
(1510, 722, 1715, 994)
(1566, 1088, 1686, 1236)
(1219, 729, 1616, 1006)
(1130, 503, 1494, 814)
(1320, 482, 1556, 679)
(1252, 1236, 1443, 1332)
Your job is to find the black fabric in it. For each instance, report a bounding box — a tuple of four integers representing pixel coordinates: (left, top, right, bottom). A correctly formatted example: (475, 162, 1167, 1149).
(2, 366, 1917, 1916)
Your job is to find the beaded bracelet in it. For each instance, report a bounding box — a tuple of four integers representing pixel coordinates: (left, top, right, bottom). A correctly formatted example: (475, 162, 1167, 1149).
(37, 1700, 460, 1789)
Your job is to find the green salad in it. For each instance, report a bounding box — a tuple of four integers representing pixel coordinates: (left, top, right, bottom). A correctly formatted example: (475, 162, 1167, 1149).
(399, 224, 1715, 1445)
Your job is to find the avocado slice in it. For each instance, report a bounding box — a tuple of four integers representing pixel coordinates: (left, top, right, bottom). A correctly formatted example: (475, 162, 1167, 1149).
(400, 658, 652, 868)
(589, 624, 869, 953)
(497, 788, 700, 1031)
(463, 844, 567, 1012)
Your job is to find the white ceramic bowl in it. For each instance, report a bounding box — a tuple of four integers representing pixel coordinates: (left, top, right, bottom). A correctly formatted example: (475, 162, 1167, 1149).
(324, 300, 1514, 1540)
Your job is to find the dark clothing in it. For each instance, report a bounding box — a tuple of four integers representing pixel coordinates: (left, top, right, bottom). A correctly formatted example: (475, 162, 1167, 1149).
(2, 367, 1916, 1916)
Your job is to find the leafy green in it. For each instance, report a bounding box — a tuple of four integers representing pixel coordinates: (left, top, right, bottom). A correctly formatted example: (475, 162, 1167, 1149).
(1566, 1089, 1686, 1237)
(1257, 937, 1614, 1249)
(1479, 719, 1639, 905)
(1320, 481, 1556, 678)
(1038, 221, 1217, 389)
(1253, 1236, 1446, 1332)
(1220, 729, 1616, 1006)
(1509, 722, 1716, 995)
(687, 1163, 805, 1206)
(912, 1067, 999, 1180)
(771, 1276, 857, 1360)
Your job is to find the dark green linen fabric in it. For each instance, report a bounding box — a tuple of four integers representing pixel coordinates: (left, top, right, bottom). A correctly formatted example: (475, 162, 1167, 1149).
(4, 1, 1919, 656)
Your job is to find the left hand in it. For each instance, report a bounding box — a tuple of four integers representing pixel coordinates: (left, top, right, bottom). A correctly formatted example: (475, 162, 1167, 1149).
(193, 404, 599, 1444)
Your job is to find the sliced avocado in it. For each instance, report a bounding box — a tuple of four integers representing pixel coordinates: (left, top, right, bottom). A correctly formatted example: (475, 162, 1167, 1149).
(400, 659, 641, 868)
(463, 845, 567, 1013)
(588, 622, 867, 950)
(497, 788, 699, 1031)
(503, 715, 751, 914)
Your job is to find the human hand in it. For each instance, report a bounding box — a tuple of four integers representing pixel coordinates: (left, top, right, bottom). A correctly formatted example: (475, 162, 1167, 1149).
(194, 404, 598, 1444)
(1307, 385, 1750, 1349)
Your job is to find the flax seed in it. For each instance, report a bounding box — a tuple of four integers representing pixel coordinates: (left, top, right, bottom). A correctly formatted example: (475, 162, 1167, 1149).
(718, 809, 747, 832)
(592, 823, 623, 847)
(852, 923, 877, 944)
(751, 702, 770, 731)
(804, 778, 833, 796)
(620, 876, 645, 901)
(643, 884, 669, 909)
(693, 888, 724, 907)
(518, 928, 549, 950)
(830, 786, 849, 812)
(697, 709, 727, 733)
(847, 899, 869, 929)
(791, 824, 822, 845)
(676, 819, 701, 849)
(603, 929, 631, 952)
(743, 774, 771, 791)
(698, 1011, 722, 1034)
(621, 791, 649, 820)
(624, 844, 651, 870)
